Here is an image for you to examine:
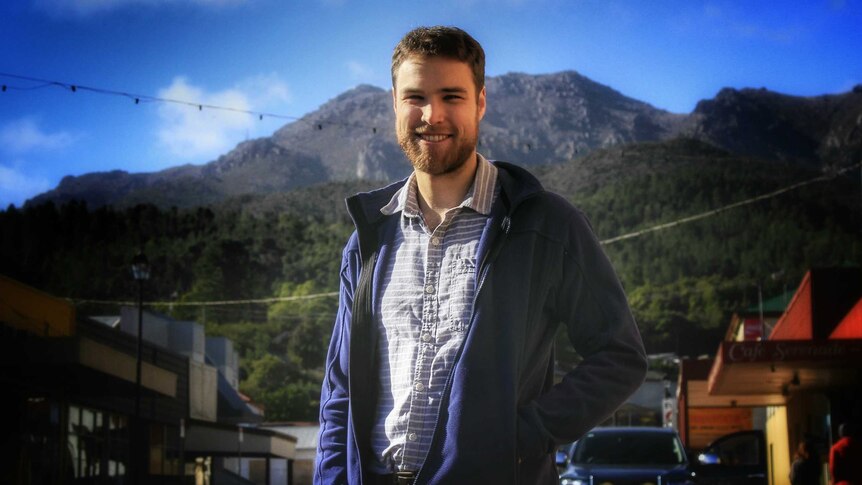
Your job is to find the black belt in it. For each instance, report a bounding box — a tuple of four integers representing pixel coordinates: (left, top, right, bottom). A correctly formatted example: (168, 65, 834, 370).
(367, 471, 417, 485)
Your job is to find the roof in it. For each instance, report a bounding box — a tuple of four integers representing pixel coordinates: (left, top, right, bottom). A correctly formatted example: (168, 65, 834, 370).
(0, 274, 75, 336)
(770, 268, 862, 340)
(262, 424, 320, 450)
(745, 290, 795, 315)
(831, 298, 862, 339)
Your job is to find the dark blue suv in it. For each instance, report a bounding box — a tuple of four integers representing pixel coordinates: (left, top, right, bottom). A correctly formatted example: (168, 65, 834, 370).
(557, 427, 695, 485)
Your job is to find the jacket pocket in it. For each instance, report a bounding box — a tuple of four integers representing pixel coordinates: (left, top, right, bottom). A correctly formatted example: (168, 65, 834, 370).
(516, 411, 549, 463)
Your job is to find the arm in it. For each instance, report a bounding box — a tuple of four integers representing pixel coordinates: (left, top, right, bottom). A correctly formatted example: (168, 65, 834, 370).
(519, 209, 648, 456)
(314, 237, 359, 484)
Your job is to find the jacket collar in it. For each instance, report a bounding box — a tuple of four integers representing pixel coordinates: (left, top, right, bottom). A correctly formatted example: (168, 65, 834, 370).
(345, 159, 544, 231)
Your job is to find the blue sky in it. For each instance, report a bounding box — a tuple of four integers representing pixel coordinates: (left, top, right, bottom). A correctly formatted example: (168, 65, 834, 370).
(1, 0, 860, 208)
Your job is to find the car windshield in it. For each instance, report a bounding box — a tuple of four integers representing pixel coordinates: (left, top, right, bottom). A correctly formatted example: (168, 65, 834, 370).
(572, 431, 686, 466)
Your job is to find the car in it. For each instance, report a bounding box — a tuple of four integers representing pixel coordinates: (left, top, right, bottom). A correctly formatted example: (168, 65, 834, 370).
(557, 427, 695, 485)
(690, 430, 767, 485)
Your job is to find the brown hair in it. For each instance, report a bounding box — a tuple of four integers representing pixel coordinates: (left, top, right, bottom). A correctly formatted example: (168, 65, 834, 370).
(391, 26, 485, 93)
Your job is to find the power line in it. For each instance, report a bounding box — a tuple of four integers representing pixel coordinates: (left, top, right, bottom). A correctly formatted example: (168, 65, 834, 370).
(600, 161, 861, 245)
(0, 72, 384, 133)
(70, 161, 860, 307)
(72, 291, 339, 307)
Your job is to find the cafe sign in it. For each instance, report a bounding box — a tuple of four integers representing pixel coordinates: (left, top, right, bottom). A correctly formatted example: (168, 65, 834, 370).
(720, 339, 862, 364)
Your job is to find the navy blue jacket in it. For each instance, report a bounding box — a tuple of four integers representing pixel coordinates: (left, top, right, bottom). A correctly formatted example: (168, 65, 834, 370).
(314, 162, 648, 484)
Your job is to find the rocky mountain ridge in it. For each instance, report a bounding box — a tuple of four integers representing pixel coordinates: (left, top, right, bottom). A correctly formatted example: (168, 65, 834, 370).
(26, 71, 862, 209)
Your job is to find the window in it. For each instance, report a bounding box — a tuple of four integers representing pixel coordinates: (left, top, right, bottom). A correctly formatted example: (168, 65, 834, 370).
(573, 431, 687, 465)
(704, 434, 762, 466)
(149, 423, 182, 476)
(67, 404, 130, 482)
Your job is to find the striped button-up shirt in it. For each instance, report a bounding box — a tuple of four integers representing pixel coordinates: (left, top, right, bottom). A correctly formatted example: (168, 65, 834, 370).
(370, 155, 498, 473)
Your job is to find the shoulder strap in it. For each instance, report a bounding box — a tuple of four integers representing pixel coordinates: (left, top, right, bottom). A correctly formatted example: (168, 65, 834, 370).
(345, 196, 381, 471)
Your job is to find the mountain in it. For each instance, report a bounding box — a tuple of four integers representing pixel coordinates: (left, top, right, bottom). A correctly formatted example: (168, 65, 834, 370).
(25, 73, 862, 208)
(684, 85, 862, 166)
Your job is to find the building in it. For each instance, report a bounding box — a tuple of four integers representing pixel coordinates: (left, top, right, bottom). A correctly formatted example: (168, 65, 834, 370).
(0, 274, 297, 484)
(261, 423, 320, 485)
(677, 267, 862, 485)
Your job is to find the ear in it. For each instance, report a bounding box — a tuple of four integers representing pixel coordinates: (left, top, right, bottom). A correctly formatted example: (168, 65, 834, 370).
(477, 86, 487, 121)
(392, 88, 398, 114)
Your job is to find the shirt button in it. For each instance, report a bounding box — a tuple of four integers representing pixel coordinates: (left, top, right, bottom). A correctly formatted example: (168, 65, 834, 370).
(431, 237, 441, 246)
(407, 433, 417, 442)
(425, 285, 434, 294)
(414, 382, 425, 392)
(421, 333, 432, 342)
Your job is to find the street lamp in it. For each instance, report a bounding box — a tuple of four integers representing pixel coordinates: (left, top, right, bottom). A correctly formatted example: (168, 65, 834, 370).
(131, 251, 149, 484)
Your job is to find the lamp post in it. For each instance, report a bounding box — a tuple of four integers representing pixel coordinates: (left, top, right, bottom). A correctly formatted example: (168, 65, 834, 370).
(131, 251, 150, 484)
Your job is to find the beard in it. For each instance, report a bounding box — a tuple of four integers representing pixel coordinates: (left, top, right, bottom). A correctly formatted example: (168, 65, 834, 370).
(397, 122, 479, 176)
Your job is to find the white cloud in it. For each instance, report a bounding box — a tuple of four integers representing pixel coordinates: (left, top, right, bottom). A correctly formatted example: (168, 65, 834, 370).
(33, 0, 246, 17)
(239, 73, 292, 105)
(155, 75, 291, 161)
(347, 61, 376, 82)
(0, 161, 52, 208)
(699, 3, 803, 44)
(0, 118, 78, 154)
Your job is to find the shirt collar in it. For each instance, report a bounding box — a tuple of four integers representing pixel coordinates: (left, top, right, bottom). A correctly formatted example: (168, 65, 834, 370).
(381, 154, 498, 218)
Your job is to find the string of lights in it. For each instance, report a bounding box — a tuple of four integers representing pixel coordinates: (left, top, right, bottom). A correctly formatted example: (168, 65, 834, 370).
(0, 73, 545, 149)
(0, 72, 559, 152)
(0, 71, 384, 133)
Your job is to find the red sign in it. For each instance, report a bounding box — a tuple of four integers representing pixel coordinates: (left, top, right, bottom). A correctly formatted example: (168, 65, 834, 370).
(743, 317, 763, 340)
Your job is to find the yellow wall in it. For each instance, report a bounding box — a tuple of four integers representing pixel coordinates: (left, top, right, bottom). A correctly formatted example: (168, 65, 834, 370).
(785, 392, 830, 485)
(766, 405, 791, 485)
(0, 275, 75, 336)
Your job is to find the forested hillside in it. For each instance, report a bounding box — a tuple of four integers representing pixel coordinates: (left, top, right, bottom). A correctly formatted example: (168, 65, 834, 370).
(2, 138, 859, 420)
(540, 139, 860, 352)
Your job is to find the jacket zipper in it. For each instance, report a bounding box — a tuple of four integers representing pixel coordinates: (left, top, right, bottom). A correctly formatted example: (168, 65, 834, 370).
(413, 215, 511, 483)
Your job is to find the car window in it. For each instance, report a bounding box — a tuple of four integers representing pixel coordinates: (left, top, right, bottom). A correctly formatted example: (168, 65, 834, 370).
(703, 434, 762, 466)
(573, 432, 686, 465)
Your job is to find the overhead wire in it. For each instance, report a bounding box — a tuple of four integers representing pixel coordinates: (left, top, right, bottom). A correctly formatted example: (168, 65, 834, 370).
(72, 291, 339, 307)
(0, 72, 384, 133)
(0, 72, 559, 149)
(599, 161, 861, 245)
(9, 72, 858, 306)
(70, 159, 861, 307)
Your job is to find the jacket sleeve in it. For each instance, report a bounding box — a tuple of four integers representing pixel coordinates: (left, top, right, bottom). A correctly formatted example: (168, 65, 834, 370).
(314, 234, 359, 484)
(519, 208, 648, 457)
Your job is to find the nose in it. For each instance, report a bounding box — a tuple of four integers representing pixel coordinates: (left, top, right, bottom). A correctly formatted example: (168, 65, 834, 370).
(420, 99, 444, 125)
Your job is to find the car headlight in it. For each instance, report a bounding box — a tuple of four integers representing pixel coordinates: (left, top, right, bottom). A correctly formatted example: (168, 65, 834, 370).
(560, 479, 589, 485)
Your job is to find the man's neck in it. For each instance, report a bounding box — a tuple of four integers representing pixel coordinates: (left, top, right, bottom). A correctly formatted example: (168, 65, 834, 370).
(415, 153, 478, 230)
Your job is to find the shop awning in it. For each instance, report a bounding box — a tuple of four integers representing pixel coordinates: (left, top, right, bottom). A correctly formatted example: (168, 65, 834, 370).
(707, 339, 862, 397)
(679, 359, 786, 408)
(185, 421, 297, 459)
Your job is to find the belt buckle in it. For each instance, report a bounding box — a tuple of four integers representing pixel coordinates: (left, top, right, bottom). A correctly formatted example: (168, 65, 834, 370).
(395, 471, 416, 485)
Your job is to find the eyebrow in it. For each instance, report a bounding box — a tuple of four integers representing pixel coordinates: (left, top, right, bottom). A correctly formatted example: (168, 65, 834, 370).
(400, 86, 469, 95)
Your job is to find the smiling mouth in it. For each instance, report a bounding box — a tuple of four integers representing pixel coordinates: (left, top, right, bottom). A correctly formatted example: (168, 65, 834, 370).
(417, 133, 451, 142)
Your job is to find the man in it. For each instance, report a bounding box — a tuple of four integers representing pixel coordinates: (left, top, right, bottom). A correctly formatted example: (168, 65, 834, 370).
(830, 422, 862, 485)
(314, 26, 647, 484)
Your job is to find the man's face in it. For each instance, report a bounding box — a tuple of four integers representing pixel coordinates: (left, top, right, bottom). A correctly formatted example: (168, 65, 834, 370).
(393, 56, 486, 176)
